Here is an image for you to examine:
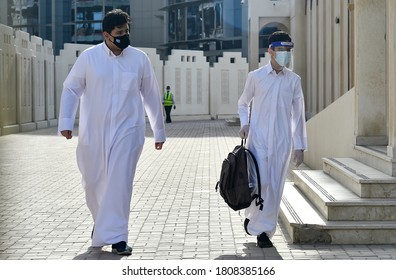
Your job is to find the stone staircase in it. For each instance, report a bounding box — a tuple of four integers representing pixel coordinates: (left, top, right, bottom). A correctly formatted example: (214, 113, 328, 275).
(280, 157, 396, 244)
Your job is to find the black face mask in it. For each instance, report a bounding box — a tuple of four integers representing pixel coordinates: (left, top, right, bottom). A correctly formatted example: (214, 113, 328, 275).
(110, 34, 130, 50)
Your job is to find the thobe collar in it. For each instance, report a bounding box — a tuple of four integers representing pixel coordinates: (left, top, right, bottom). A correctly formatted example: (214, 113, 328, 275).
(102, 41, 126, 57)
(265, 62, 286, 76)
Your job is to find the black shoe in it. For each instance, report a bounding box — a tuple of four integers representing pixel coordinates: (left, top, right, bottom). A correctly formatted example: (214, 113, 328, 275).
(111, 241, 132, 255)
(257, 232, 273, 248)
(244, 218, 251, 235)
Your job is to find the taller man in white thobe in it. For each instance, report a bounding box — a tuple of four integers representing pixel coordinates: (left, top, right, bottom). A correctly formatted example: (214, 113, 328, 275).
(238, 31, 307, 248)
(58, 9, 166, 255)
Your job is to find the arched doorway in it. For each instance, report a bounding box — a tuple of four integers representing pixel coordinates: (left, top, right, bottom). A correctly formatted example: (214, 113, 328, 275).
(259, 22, 289, 58)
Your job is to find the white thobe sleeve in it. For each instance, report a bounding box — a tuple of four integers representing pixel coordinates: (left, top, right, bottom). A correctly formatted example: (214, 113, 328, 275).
(58, 54, 86, 133)
(140, 56, 166, 142)
(291, 77, 308, 151)
(238, 72, 255, 127)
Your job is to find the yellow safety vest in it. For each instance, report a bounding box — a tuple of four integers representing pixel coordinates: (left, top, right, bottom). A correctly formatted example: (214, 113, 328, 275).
(164, 91, 173, 106)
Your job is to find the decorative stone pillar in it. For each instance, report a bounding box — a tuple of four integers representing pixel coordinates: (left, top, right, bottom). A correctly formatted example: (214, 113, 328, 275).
(247, 1, 260, 71)
(15, 30, 35, 132)
(290, 0, 307, 101)
(354, 0, 387, 146)
(0, 24, 18, 135)
(387, 0, 396, 158)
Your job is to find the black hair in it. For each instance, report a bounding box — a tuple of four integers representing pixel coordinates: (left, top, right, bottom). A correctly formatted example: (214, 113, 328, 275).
(268, 31, 292, 49)
(102, 9, 130, 34)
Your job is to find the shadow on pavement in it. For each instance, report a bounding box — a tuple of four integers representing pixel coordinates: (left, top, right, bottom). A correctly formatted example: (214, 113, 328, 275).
(214, 242, 283, 260)
(73, 247, 125, 260)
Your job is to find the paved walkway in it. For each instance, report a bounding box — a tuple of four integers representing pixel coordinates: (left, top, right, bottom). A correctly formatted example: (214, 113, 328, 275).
(1, 119, 396, 260)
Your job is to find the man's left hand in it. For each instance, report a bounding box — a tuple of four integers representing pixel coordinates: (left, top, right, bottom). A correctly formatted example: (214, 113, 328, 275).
(293, 150, 304, 167)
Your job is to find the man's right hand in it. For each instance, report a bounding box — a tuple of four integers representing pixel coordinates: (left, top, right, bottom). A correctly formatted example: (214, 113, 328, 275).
(239, 125, 249, 139)
(61, 130, 72, 139)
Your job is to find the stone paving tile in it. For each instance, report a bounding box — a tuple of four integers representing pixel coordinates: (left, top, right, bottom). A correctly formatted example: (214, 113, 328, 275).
(1, 120, 396, 261)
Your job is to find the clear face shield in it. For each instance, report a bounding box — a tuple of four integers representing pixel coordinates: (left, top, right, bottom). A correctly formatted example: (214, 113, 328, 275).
(269, 41, 294, 69)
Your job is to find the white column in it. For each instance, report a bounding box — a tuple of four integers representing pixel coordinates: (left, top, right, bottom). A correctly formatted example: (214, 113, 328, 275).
(248, 3, 259, 71)
(290, 0, 307, 101)
(332, 0, 342, 101)
(0, 24, 18, 135)
(317, 0, 325, 112)
(387, 0, 396, 157)
(311, 2, 318, 115)
(354, 0, 387, 145)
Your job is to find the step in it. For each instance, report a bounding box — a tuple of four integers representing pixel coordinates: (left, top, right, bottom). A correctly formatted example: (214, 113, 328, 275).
(323, 157, 396, 198)
(225, 117, 240, 126)
(280, 183, 396, 244)
(293, 170, 396, 221)
(354, 145, 396, 176)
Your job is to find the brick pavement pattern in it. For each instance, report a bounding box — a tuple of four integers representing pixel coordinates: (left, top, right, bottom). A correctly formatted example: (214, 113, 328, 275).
(1, 120, 396, 260)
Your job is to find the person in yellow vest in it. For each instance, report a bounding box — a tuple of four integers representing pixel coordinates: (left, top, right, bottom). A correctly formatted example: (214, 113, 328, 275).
(163, 85, 176, 123)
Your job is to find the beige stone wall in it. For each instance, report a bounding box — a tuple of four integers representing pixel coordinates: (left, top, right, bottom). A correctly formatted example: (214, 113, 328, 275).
(0, 23, 273, 135)
(304, 0, 396, 169)
(163, 50, 210, 116)
(44, 40, 56, 126)
(387, 0, 396, 157)
(304, 0, 353, 118)
(305, 88, 355, 169)
(31, 36, 46, 129)
(210, 52, 248, 118)
(354, 0, 387, 142)
(55, 46, 252, 120)
(0, 24, 18, 135)
(0, 24, 56, 136)
(15, 30, 34, 132)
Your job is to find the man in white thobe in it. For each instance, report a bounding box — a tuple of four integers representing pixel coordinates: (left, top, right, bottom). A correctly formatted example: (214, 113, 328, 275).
(238, 31, 307, 248)
(58, 9, 165, 255)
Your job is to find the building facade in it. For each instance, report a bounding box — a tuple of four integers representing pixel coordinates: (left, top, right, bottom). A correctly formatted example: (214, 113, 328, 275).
(160, 0, 243, 63)
(2, 0, 132, 55)
(1, 1, 295, 65)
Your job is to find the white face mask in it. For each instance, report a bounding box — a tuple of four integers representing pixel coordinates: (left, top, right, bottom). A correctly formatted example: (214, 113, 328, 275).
(275, 51, 292, 67)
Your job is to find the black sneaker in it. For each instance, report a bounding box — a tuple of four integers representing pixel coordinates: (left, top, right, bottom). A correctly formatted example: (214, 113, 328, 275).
(257, 232, 273, 248)
(111, 241, 132, 255)
(244, 218, 251, 235)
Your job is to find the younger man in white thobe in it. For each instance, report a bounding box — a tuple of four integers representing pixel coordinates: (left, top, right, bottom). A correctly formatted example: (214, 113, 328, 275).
(58, 9, 166, 255)
(238, 31, 307, 248)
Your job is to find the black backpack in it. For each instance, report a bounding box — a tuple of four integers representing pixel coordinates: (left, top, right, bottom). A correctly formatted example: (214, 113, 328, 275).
(215, 140, 263, 211)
